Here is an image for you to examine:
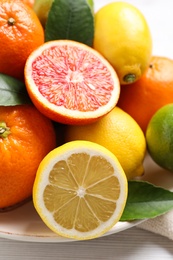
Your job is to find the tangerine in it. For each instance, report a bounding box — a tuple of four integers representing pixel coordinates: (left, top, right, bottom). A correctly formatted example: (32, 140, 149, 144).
(0, 104, 56, 209)
(0, 0, 44, 80)
(117, 56, 173, 133)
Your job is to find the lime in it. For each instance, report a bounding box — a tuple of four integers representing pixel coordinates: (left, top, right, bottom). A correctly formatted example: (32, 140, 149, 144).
(146, 104, 173, 172)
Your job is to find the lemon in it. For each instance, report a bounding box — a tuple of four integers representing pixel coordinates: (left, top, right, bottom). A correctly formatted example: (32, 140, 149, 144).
(87, 0, 94, 11)
(33, 140, 128, 240)
(33, 0, 94, 28)
(33, 0, 53, 27)
(93, 2, 152, 85)
(146, 104, 173, 172)
(65, 107, 146, 180)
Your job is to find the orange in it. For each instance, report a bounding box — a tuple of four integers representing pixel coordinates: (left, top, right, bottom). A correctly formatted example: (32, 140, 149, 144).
(117, 56, 173, 133)
(22, 0, 35, 8)
(0, 104, 56, 209)
(0, 0, 44, 80)
(24, 40, 120, 125)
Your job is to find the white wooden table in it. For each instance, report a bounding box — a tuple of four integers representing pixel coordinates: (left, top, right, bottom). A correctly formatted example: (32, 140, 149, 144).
(0, 227, 173, 259)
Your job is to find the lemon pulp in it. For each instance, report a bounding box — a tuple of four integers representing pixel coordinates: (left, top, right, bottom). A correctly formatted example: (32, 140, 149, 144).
(33, 141, 128, 240)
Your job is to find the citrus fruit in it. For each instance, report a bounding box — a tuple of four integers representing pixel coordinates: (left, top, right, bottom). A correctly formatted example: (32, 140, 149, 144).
(0, 0, 44, 80)
(33, 0, 94, 28)
(0, 104, 56, 209)
(22, 0, 35, 8)
(86, 0, 94, 12)
(33, 140, 128, 240)
(117, 56, 173, 133)
(24, 40, 120, 125)
(93, 2, 152, 84)
(65, 107, 146, 180)
(146, 104, 173, 172)
(33, 0, 53, 27)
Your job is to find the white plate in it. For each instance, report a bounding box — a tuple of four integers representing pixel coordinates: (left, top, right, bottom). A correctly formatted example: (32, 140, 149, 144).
(0, 153, 172, 243)
(1, 0, 173, 243)
(0, 202, 143, 243)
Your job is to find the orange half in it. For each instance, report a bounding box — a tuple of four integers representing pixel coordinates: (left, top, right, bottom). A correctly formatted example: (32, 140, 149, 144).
(24, 40, 120, 125)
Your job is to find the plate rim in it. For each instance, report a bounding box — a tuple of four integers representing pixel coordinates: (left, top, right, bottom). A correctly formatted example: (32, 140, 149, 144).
(0, 218, 145, 243)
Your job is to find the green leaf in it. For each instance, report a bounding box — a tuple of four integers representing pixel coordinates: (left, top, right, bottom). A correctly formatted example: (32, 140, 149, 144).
(0, 74, 31, 106)
(120, 180, 173, 221)
(45, 0, 94, 46)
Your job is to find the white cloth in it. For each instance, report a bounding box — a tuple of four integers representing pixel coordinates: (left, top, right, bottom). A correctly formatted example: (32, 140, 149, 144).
(138, 210, 173, 240)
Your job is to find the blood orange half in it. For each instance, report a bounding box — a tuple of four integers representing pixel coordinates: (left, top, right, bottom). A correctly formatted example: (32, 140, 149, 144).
(24, 40, 120, 125)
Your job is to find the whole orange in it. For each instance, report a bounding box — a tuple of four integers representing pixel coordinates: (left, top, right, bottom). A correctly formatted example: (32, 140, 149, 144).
(117, 56, 173, 133)
(0, 104, 56, 209)
(0, 0, 44, 80)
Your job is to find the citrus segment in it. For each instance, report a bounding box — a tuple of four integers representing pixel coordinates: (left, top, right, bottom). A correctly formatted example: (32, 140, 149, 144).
(33, 141, 128, 240)
(24, 40, 120, 125)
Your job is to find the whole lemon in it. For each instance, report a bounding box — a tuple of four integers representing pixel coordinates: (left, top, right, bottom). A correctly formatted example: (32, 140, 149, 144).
(93, 2, 152, 85)
(146, 104, 173, 172)
(65, 106, 146, 180)
(33, 0, 53, 27)
(33, 0, 94, 28)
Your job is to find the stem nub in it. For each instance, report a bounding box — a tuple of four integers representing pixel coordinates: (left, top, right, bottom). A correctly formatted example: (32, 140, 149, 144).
(0, 122, 11, 139)
(123, 74, 136, 83)
(8, 17, 15, 26)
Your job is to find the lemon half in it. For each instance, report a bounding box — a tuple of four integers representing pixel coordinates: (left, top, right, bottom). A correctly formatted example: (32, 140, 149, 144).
(33, 141, 128, 240)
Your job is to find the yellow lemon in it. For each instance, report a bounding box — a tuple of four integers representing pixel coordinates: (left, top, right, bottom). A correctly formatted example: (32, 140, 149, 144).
(33, 0, 94, 28)
(33, 140, 128, 240)
(93, 2, 152, 84)
(65, 107, 146, 180)
(33, 0, 53, 27)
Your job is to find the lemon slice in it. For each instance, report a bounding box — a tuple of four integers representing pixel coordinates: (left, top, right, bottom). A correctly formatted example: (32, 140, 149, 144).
(33, 141, 128, 240)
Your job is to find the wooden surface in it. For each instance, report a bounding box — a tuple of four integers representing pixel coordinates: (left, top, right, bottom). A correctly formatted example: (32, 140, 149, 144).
(0, 227, 173, 259)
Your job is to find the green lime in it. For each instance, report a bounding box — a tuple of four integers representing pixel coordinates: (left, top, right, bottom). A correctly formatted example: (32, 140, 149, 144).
(146, 104, 173, 172)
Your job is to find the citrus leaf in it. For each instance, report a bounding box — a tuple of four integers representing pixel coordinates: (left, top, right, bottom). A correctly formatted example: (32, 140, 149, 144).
(0, 74, 31, 106)
(45, 0, 94, 46)
(120, 180, 173, 221)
